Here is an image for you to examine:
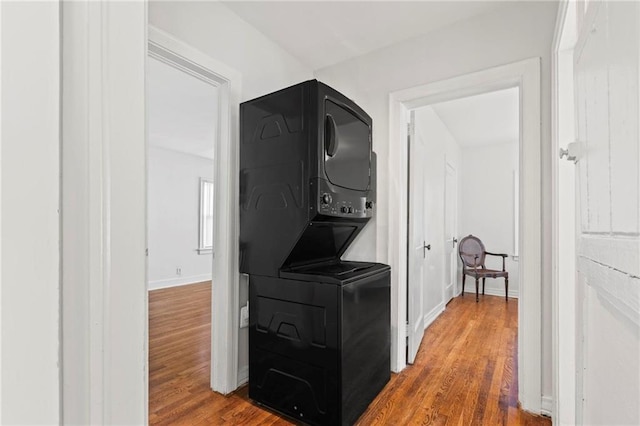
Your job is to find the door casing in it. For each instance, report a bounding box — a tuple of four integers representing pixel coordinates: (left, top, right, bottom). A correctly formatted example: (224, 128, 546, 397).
(388, 57, 542, 412)
(551, 1, 578, 423)
(148, 26, 243, 395)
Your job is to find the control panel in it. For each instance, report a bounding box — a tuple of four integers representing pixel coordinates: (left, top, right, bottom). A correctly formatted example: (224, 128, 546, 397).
(314, 179, 374, 218)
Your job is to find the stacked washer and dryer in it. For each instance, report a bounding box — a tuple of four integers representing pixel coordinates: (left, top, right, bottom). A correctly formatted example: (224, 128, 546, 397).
(239, 80, 391, 426)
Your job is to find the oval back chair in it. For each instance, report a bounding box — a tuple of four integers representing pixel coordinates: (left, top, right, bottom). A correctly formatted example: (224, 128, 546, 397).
(458, 235, 509, 302)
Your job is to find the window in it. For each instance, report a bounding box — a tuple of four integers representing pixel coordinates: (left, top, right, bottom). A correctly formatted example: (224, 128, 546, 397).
(513, 169, 519, 259)
(199, 178, 214, 254)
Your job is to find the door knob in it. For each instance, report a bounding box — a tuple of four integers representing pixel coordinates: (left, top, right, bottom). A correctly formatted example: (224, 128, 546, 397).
(559, 141, 583, 163)
(423, 242, 431, 258)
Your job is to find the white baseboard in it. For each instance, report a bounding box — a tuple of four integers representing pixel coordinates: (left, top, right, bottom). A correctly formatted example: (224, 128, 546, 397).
(462, 287, 519, 299)
(423, 302, 446, 330)
(148, 273, 212, 291)
(445, 283, 454, 301)
(541, 395, 553, 417)
(238, 365, 249, 386)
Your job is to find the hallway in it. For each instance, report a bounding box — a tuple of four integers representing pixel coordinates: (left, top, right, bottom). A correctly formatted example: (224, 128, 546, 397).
(149, 283, 550, 425)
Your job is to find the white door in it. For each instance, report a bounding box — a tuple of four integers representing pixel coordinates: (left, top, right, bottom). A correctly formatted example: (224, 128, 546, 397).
(407, 112, 428, 364)
(569, 2, 640, 424)
(444, 163, 457, 300)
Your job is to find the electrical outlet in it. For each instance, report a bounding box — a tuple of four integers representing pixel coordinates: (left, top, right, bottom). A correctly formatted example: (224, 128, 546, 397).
(176, 267, 182, 276)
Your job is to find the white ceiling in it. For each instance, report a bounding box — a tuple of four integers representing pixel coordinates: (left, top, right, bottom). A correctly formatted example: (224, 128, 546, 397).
(148, 2, 518, 156)
(222, 1, 510, 70)
(429, 87, 519, 148)
(147, 56, 218, 160)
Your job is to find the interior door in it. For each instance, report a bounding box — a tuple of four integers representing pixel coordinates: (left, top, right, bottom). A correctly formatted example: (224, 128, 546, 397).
(407, 112, 427, 364)
(570, 1, 640, 423)
(444, 163, 457, 300)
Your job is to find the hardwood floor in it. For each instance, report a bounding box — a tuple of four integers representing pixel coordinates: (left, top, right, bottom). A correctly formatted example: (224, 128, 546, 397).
(149, 282, 551, 425)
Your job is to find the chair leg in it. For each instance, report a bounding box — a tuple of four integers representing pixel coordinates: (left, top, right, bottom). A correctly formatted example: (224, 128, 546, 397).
(462, 274, 466, 296)
(505, 276, 509, 302)
(482, 278, 486, 295)
(475, 278, 479, 302)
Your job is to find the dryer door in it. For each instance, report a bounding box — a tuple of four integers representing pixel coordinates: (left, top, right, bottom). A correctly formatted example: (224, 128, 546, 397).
(324, 100, 371, 191)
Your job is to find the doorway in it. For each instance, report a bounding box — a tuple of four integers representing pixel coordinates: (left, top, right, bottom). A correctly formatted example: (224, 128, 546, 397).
(390, 58, 542, 412)
(406, 87, 520, 365)
(146, 44, 218, 419)
(147, 27, 242, 396)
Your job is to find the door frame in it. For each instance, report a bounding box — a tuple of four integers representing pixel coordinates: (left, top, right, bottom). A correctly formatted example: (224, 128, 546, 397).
(61, 3, 148, 423)
(551, 1, 578, 423)
(388, 57, 542, 412)
(148, 27, 242, 394)
(61, 13, 243, 423)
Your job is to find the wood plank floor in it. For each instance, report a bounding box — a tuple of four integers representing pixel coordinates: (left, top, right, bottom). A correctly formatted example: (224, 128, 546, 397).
(149, 282, 551, 425)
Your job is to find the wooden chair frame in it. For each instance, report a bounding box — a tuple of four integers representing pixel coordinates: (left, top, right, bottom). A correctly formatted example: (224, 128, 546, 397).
(458, 235, 509, 302)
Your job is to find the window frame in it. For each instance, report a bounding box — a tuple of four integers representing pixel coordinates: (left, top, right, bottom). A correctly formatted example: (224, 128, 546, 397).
(198, 177, 214, 255)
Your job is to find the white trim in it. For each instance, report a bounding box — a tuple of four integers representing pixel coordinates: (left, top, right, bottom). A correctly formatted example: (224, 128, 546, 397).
(552, 2, 579, 424)
(541, 395, 554, 417)
(148, 26, 242, 395)
(198, 177, 214, 252)
(513, 169, 520, 256)
(551, 4, 563, 417)
(237, 365, 249, 387)
(388, 58, 542, 412)
(445, 283, 454, 301)
(423, 302, 445, 331)
(462, 288, 519, 299)
(148, 274, 212, 291)
(61, 2, 147, 424)
(0, 1, 3, 419)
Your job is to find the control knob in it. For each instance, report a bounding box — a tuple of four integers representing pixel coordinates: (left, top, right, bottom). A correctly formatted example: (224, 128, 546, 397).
(321, 193, 332, 205)
(340, 206, 349, 214)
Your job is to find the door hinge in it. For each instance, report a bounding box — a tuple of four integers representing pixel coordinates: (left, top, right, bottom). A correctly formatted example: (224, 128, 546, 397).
(405, 321, 410, 346)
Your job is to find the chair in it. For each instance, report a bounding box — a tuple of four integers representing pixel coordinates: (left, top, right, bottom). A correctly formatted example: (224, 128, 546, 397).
(458, 235, 509, 302)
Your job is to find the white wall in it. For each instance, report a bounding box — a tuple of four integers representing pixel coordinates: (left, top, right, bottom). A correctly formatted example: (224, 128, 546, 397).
(315, 1, 557, 398)
(149, 1, 313, 102)
(414, 107, 461, 319)
(148, 147, 213, 290)
(149, 0, 314, 385)
(459, 142, 519, 298)
(1, 2, 60, 423)
(0, 2, 60, 424)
